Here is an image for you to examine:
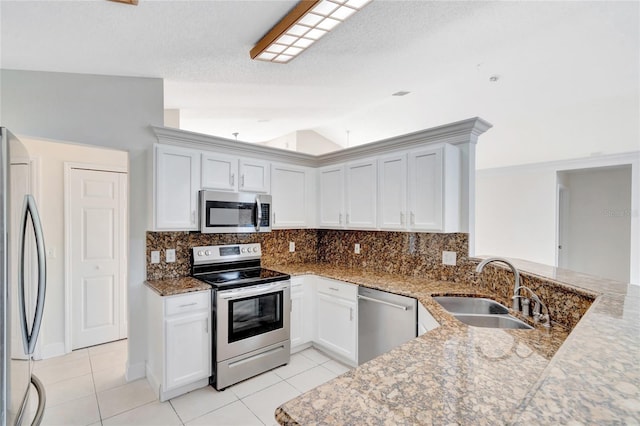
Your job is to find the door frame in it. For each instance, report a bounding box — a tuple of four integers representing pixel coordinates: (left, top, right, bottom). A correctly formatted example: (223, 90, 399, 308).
(555, 183, 569, 269)
(63, 162, 128, 353)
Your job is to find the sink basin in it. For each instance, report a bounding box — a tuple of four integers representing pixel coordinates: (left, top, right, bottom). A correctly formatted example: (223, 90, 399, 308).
(454, 314, 533, 330)
(433, 296, 509, 315)
(433, 296, 533, 330)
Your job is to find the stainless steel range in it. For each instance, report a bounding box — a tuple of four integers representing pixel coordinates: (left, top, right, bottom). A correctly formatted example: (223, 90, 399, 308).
(191, 243, 290, 390)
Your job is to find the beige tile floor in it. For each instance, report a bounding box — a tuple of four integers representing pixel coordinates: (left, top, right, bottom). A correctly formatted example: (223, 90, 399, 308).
(34, 340, 351, 426)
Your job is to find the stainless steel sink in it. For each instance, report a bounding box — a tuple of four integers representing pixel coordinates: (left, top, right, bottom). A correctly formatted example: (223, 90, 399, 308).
(433, 296, 533, 330)
(454, 314, 533, 330)
(433, 296, 509, 315)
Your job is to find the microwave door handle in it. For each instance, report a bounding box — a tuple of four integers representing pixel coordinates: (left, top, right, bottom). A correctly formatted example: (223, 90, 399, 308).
(255, 197, 262, 232)
(19, 195, 47, 355)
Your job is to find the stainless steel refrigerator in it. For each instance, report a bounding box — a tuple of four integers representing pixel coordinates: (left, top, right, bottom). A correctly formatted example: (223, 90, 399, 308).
(0, 128, 46, 425)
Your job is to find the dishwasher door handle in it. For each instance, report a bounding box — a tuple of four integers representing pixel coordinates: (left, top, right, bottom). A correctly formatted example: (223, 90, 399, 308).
(358, 294, 409, 311)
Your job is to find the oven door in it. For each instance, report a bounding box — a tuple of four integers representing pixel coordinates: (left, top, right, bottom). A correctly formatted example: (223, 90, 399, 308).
(200, 190, 271, 234)
(216, 280, 290, 361)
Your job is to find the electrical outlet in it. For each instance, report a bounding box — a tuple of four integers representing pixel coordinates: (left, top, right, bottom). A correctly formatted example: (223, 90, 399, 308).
(166, 249, 176, 263)
(151, 251, 160, 264)
(442, 251, 457, 266)
(354, 243, 361, 254)
(289, 241, 295, 253)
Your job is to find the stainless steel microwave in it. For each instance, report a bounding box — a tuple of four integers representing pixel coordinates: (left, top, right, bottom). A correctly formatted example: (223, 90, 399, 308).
(199, 190, 272, 233)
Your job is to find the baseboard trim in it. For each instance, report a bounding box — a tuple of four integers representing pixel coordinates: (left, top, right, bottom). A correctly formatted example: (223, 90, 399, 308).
(40, 342, 66, 360)
(126, 361, 146, 382)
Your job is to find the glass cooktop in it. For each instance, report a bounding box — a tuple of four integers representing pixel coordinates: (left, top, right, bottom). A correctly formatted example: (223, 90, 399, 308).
(196, 267, 289, 289)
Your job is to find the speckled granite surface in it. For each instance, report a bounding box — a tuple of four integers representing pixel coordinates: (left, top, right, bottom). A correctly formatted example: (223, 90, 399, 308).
(272, 262, 639, 425)
(144, 276, 210, 296)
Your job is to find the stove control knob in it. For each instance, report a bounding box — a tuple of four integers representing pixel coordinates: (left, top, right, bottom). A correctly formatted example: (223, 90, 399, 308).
(253, 247, 259, 253)
(241, 248, 247, 253)
(197, 251, 204, 256)
(205, 250, 212, 256)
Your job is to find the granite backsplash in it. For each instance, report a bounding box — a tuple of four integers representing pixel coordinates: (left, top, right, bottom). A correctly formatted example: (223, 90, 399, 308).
(146, 228, 595, 330)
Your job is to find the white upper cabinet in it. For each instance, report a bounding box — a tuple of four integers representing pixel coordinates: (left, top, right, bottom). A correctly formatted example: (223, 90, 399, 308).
(378, 154, 407, 230)
(239, 159, 270, 193)
(271, 163, 315, 228)
(345, 159, 377, 229)
(318, 164, 345, 228)
(201, 153, 238, 191)
(154, 145, 201, 230)
(407, 144, 460, 232)
(201, 154, 270, 193)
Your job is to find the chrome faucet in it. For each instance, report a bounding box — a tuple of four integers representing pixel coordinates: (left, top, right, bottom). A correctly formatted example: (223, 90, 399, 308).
(514, 286, 552, 328)
(475, 257, 522, 311)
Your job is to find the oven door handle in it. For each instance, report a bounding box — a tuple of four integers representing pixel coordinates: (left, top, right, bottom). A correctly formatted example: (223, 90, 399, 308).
(218, 282, 288, 300)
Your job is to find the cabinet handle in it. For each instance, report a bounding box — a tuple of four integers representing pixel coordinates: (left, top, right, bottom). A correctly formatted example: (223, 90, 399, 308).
(410, 211, 415, 225)
(349, 307, 353, 321)
(338, 213, 342, 224)
(230, 173, 235, 186)
(329, 287, 339, 292)
(205, 320, 208, 333)
(241, 174, 245, 187)
(179, 302, 197, 308)
(346, 213, 350, 224)
(400, 212, 405, 225)
(273, 212, 276, 224)
(191, 211, 196, 224)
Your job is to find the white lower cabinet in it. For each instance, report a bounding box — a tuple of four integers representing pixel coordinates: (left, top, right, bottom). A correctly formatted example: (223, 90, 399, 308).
(290, 275, 315, 352)
(314, 278, 358, 365)
(146, 289, 211, 402)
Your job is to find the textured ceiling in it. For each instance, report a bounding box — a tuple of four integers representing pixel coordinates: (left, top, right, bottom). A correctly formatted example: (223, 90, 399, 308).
(1, 0, 638, 168)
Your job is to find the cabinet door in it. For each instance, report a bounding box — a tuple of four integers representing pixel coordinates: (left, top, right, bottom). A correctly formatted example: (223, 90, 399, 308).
(165, 311, 210, 391)
(316, 293, 357, 363)
(318, 165, 345, 228)
(155, 145, 200, 230)
(378, 154, 407, 230)
(407, 148, 443, 231)
(345, 159, 377, 229)
(271, 163, 310, 228)
(407, 145, 460, 232)
(239, 159, 270, 193)
(201, 153, 238, 191)
(290, 286, 304, 349)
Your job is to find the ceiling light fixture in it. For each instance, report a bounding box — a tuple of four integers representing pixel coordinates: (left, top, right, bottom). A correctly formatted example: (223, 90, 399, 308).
(250, 0, 372, 64)
(392, 91, 411, 97)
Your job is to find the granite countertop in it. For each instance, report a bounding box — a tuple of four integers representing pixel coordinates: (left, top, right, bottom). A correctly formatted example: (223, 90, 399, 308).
(267, 262, 640, 425)
(144, 262, 639, 424)
(145, 276, 211, 296)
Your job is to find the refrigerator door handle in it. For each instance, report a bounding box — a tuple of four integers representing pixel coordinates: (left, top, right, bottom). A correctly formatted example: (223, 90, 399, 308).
(31, 374, 46, 426)
(18, 194, 47, 355)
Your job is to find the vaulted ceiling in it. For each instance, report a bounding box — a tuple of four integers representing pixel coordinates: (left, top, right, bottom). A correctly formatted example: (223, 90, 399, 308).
(1, 1, 638, 168)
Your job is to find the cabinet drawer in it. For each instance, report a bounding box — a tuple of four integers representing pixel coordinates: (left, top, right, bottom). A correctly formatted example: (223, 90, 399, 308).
(165, 291, 210, 316)
(317, 278, 357, 300)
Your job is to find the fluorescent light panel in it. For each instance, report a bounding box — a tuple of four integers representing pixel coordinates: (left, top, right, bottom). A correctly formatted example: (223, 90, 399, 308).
(251, 0, 372, 64)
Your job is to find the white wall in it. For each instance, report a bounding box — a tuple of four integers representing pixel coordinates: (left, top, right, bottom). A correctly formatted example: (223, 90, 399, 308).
(263, 130, 343, 155)
(0, 69, 163, 378)
(475, 152, 640, 286)
(20, 137, 129, 357)
(563, 166, 632, 283)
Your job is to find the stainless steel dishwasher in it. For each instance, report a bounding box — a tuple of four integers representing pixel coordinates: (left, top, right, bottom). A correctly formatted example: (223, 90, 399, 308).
(357, 287, 417, 365)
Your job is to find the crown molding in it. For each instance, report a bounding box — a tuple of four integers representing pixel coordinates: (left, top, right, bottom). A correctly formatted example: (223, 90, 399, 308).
(151, 117, 492, 168)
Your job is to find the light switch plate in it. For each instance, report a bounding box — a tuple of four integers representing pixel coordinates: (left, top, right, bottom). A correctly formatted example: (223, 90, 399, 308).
(166, 249, 176, 263)
(151, 251, 160, 264)
(354, 243, 361, 254)
(442, 251, 457, 266)
(289, 241, 295, 253)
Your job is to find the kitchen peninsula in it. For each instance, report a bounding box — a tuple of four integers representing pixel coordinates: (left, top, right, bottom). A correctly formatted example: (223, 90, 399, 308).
(271, 260, 638, 425)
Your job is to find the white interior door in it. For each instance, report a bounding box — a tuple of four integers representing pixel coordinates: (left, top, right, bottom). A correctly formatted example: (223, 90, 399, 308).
(70, 168, 127, 349)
